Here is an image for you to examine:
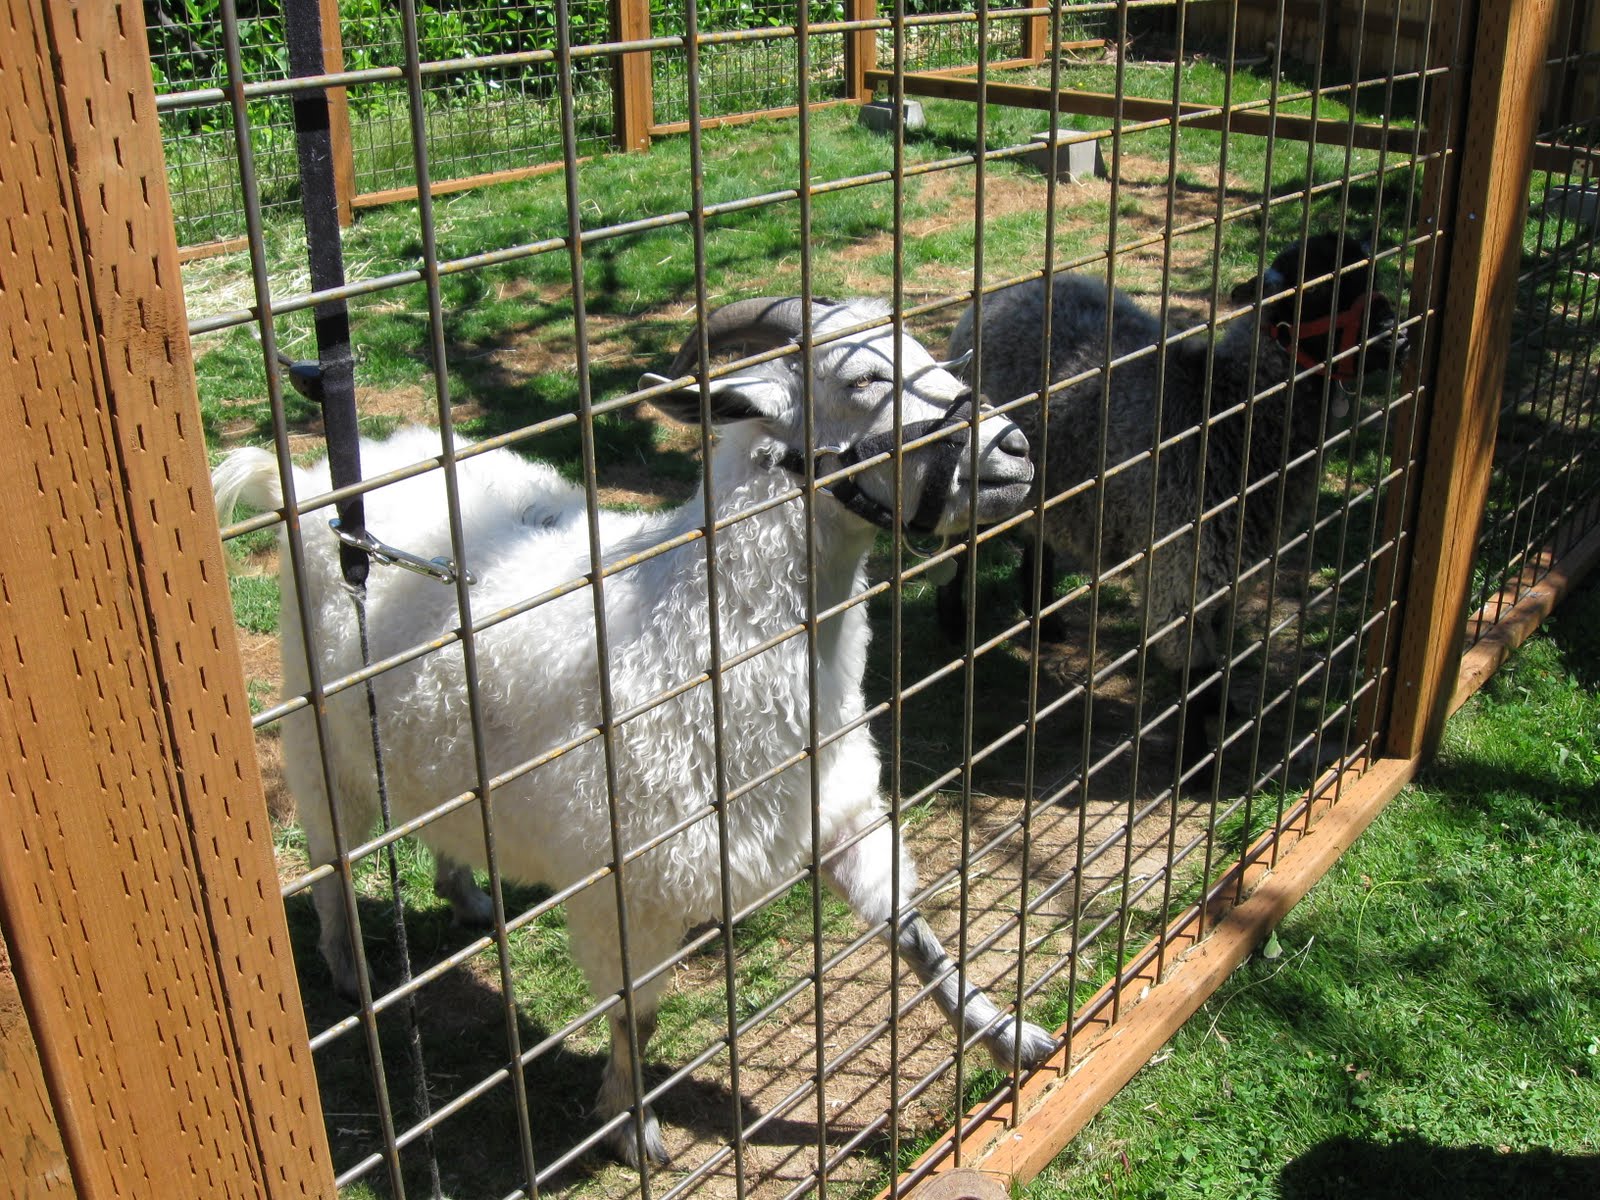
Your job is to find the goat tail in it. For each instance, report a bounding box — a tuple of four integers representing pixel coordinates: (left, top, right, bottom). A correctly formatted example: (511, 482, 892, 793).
(211, 446, 286, 526)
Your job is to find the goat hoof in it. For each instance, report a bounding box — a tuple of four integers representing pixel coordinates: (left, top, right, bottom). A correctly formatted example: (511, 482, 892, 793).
(986, 1015, 1057, 1071)
(1033, 613, 1069, 646)
(608, 1109, 670, 1170)
(322, 939, 369, 1004)
(448, 886, 496, 929)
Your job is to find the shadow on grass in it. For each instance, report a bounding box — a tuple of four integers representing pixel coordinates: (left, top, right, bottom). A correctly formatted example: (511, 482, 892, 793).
(289, 891, 821, 1200)
(1278, 1135, 1600, 1200)
(1416, 754, 1600, 831)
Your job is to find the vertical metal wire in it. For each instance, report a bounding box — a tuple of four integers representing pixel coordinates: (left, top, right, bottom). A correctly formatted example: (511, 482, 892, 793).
(949, 0, 994, 1161)
(1101, 0, 1136, 1027)
(550, 0, 657, 1185)
(1146, 0, 1190, 981)
(390, 0, 546, 1195)
(1310, 0, 1410, 783)
(1010, 0, 1071, 1101)
(1252, 0, 1336, 863)
(885, 0, 910, 1190)
(681, 0, 751, 1191)
(1189, 0, 1246, 946)
(1216, 0, 1291, 910)
(214, 2, 411, 1194)
(354, 597, 444, 1199)
(791, 2, 832, 1191)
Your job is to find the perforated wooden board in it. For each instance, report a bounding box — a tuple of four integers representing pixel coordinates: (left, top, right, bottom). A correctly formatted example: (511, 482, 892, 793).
(0, 933, 72, 1197)
(0, 0, 332, 1194)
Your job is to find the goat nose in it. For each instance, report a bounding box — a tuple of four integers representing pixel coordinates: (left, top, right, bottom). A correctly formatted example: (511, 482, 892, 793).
(998, 425, 1029, 458)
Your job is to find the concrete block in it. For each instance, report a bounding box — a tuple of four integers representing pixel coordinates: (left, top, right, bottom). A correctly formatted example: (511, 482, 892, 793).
(858, 99, 926, 134)
(1022, 132, 1107, 183)
(1545, 183, 1599, 227)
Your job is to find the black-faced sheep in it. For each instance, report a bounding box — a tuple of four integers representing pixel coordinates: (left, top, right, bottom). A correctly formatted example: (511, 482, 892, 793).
(938, 234, 1409, 761)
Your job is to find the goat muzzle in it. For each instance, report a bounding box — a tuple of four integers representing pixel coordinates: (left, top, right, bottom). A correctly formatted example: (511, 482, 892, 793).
(770, 393, 1001, 535)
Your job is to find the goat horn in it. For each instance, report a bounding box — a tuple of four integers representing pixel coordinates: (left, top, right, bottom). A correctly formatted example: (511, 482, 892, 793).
(666, 296, 837, 380)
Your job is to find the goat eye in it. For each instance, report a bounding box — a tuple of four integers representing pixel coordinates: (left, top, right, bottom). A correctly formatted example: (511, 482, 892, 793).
(853, 376, 883, 391)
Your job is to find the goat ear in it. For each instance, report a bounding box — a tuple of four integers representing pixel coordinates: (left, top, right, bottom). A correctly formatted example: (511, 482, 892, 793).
(639, 372, 791, 427)
(1229, 265, 1286, 307)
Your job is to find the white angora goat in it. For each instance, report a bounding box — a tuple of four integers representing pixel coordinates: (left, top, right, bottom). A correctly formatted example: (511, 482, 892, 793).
(213, 297, 1052, 1167)
(938, 234, 1409, 760)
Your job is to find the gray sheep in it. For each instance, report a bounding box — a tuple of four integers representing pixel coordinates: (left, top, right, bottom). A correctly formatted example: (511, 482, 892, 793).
(938, 233, 1408, 763)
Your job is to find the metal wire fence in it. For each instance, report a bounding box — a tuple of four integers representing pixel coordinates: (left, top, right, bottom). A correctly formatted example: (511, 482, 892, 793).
(175, 1, 1592, 1198)
(652, 0, 853, 128)
(340, 0, 615, 198)
(149, 1, 301, 246)
(1468, 5, 1600, 634)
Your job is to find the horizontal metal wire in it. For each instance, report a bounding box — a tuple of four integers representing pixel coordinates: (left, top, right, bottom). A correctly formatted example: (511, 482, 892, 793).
(191, 99, 1442, 338)
(185, 0, 1504, 1190)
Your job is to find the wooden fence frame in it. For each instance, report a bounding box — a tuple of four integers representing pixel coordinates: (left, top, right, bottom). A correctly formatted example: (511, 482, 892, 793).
(1, 0, 334, 1196)
(170, 0, 1073, 260)
(3, 0, 1583, 1197)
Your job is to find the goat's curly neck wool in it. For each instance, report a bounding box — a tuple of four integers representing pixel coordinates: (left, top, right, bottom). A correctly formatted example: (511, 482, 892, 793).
(273, 426, 883, 932)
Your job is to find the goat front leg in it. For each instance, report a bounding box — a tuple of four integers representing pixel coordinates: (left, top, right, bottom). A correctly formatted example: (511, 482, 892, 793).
(1018, 538, 1068, 644)
(824, 814, 1056, 1070)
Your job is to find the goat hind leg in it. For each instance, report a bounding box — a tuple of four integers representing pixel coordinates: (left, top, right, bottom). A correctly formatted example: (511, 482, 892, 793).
(567, 889, 676, 1169)
(433, 856, 494, 928)
(295, 767, 373, 1001)
(824, 817, 1056, 1070)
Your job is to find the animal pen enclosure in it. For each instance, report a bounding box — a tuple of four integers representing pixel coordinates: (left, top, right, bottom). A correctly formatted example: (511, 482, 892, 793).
(3, 1, 1598, 1199)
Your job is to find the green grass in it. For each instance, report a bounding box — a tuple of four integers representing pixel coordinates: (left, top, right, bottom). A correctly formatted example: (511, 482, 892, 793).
(1025, 580, 1600, 1200)
(199, 37, 1600, 1200)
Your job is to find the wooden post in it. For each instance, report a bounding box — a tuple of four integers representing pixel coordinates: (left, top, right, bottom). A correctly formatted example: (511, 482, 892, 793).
(1385, 0, 1559, 760)
(1352, 5, 1471, 754)
(612, 0, 654, 150)
(1021, 9, 1049, 64)
(0, 1, 334, 1196)
(1, 931, 71, 1197)
(321, 0, 357, 225)
(846, 0, 879, 103)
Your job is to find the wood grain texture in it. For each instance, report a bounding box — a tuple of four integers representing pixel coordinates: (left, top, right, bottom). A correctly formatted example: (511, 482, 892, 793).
(0, 934, 73, 1198)
(0, 0, 332, 1195)
(611, 0, 654, 151)
(1387, 0, 1559, 759)
(320, 0, 356, 226)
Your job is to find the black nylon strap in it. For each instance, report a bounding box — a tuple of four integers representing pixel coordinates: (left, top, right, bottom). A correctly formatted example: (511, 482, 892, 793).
(769, 395, 975, 535)
(286, 0, 366, 589)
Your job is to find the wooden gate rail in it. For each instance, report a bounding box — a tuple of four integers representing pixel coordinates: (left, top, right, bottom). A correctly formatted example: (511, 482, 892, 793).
(0, 0, 334, 1196)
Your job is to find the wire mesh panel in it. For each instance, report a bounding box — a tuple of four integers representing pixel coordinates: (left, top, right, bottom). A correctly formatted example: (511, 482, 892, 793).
(184, 1, 1545, 1197)
(651, 0, 852, 128)
(340, 0, 615, 197)
(1469, 0, 1600, 633)
(888, 0, 1023, 72)
(147, 0, 300, 246)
